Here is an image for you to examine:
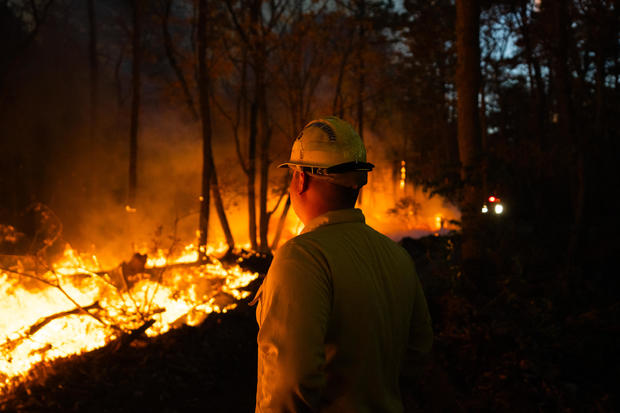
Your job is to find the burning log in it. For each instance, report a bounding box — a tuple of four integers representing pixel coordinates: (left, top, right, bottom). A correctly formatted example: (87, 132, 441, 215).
(25, 302, 102, 337)
(1, 302, 104, 357)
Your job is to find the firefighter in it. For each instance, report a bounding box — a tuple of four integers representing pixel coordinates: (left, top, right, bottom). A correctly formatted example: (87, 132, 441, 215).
(254, 116, 433, 413)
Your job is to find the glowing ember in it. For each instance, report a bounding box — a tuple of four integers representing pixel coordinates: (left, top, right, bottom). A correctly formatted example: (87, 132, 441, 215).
(0, 244, 259, 389)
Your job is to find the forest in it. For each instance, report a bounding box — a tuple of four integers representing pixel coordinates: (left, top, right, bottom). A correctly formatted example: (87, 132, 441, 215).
(0, 0, 618, 411)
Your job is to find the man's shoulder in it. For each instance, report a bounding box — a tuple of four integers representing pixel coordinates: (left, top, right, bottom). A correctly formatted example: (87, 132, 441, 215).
(267, 235, 331, 283)
(356, 224, 417, 266)
(274, 233, 326, 262)
(298, 221, 410, 258)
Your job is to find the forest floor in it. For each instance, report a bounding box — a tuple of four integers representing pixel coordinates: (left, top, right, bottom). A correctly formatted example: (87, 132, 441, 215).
(1, 223, 618, 412)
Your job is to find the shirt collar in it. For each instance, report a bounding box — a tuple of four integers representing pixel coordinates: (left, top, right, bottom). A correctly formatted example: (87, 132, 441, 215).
(301, 208, 366, 234)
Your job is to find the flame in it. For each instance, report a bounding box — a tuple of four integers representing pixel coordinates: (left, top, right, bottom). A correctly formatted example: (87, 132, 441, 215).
(0, 244, 259, 389)
(399, 160, 406, 190)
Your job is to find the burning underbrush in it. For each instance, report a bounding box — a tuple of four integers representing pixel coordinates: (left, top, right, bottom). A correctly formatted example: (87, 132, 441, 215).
(0, 241, 261, 392)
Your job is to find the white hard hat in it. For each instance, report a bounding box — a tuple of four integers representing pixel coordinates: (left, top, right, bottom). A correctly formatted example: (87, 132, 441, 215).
(278, 116, 374, 174)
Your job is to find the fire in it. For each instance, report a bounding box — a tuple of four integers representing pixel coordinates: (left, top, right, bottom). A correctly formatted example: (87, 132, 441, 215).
(0, 243, 259, 389)
(399, 160, 406, 190)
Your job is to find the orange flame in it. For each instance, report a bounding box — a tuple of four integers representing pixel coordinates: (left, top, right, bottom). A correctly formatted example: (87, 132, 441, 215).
(0, 244, 258, 389)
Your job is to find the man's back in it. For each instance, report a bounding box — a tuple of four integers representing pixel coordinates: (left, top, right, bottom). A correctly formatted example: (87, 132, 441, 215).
(255, 209, 432, 413)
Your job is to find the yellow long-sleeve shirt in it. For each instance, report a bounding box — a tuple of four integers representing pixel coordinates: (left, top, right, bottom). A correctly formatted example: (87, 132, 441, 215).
(255, 208, 432, 413)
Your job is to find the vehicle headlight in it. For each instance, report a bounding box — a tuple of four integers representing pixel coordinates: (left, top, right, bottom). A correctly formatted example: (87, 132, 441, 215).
(494, 204, 504, 214)
(482, 205, 488, 214)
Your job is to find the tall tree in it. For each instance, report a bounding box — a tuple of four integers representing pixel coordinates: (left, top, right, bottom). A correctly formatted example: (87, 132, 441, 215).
(128, 0, 142, 207)
(355, 0, 367, 141)
(225, 0, 288, 252)
(87, 0, 98, 144)
(400, 0, 458, 198)
(197, 0, 213, 260)
(160, 0, 235, 251)
(549, 0, 582, 261)
(87, 0, 99, 199)
(455, 0, 482, 265)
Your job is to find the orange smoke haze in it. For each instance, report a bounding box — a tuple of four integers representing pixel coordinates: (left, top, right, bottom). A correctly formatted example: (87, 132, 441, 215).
(45, 108, 459, 268)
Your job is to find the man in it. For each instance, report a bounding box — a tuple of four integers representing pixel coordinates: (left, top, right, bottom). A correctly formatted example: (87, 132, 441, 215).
(254, 116, 433, 412)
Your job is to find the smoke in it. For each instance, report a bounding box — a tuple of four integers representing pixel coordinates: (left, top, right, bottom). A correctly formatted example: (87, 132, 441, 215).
(360, 129, 461, 240)
(0, 2, 460, 269)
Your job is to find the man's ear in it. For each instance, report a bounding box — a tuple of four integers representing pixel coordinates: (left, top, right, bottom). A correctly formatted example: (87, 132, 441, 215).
(298, 171, 310, 194)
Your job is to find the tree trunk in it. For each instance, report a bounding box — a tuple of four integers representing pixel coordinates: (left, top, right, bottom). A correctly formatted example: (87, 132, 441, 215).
(519, 3, 547, 152)
(355, 1, 366, 205)
(164, 0, 232, 249)
(128, 0, 142, 207)
(210, 159, 235, 251)
(356, 21, 365, 142)
(248, 101, 258, 251)
(479, 83, 488, 197)
(197, 0, 213, 261)
(257, 70, 271, 252)
(87, 0, 98, 198)
(550, 0, 582, 265)
(331, 49, 349, 117)
(270, 195, 291, 250)
(455, 0, 482, 265)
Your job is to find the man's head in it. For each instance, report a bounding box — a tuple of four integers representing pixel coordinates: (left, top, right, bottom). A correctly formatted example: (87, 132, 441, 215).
(280, 117, 373, 224)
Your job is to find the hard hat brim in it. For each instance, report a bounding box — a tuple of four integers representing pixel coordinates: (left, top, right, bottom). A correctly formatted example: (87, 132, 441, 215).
(278, 161, 374, 172)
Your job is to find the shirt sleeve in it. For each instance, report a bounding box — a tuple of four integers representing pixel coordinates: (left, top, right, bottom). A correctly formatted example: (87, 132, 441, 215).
(255, 240, 331, 413)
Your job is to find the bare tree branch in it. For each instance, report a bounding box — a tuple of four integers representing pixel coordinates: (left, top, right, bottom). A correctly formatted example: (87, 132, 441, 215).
(162, 0, 199, 120)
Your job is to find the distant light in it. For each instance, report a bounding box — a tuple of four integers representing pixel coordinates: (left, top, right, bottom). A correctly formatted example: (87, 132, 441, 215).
(482, 205, 488, 214)
(199, 196, 204, 202)
(125, 205, 136, 213)
(488, 196, 496, 203)
(494, 204, 504, 214)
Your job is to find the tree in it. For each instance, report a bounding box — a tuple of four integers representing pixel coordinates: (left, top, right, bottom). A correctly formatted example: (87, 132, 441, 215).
(160, 0, 235, 252)
(128, 0, 142, 207)
(455, 0, 482, 266)
(87, 0, 99, 199)
(224, 0, 290, 252)
(400, 0, 458, 198)
(197, 0, 213, 260)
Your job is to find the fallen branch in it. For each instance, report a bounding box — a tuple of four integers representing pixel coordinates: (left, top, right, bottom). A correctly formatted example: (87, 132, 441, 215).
(111, 319, 156, 351)
(26, 302, 102, 336)
(0, 266, 109, 329)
